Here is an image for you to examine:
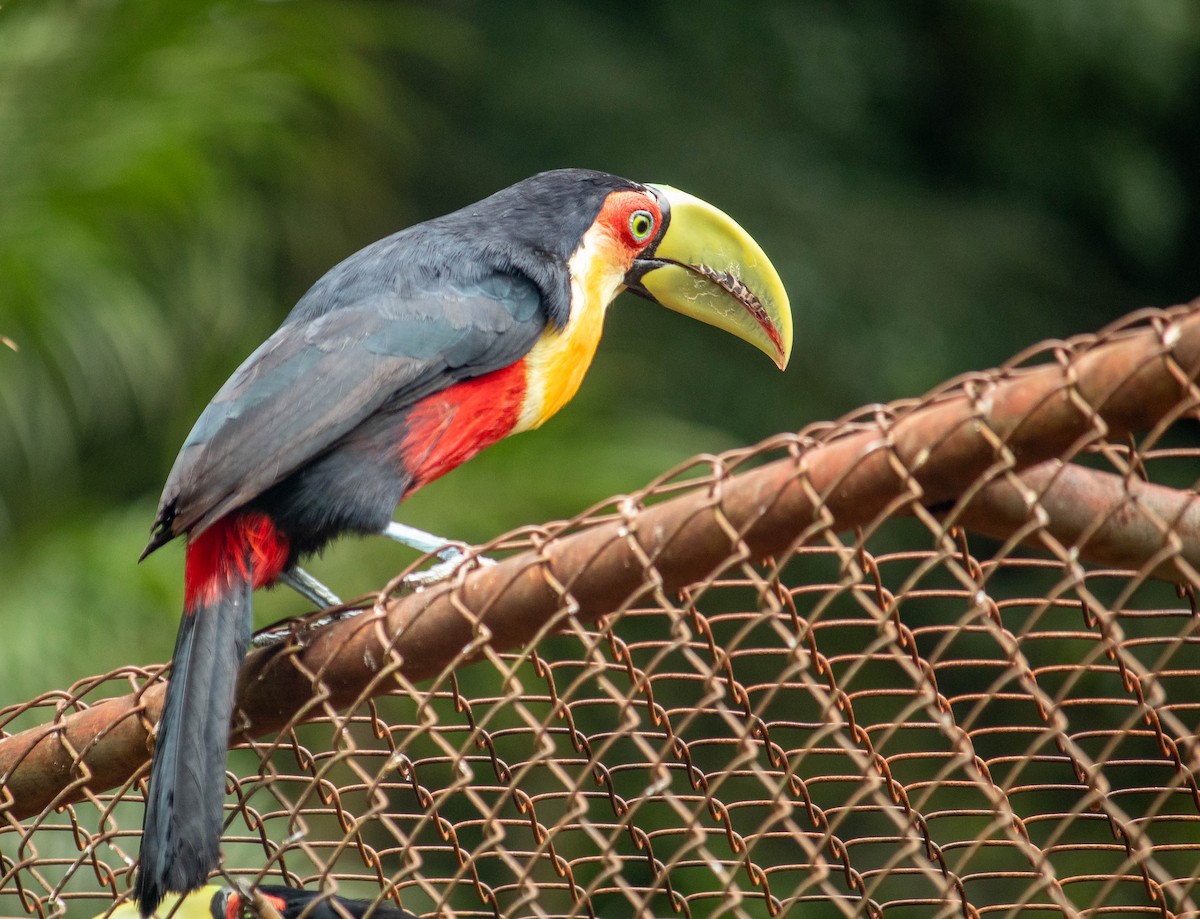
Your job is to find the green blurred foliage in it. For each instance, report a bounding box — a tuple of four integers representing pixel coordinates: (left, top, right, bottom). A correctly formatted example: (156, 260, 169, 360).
(1, 0, 1198, 708)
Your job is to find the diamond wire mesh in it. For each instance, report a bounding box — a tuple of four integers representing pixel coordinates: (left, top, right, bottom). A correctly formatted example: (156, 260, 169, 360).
(2, 304, 1199, 918)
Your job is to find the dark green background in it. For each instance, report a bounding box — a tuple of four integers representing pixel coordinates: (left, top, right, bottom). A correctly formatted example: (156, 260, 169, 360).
(2, 0, 1197, 703)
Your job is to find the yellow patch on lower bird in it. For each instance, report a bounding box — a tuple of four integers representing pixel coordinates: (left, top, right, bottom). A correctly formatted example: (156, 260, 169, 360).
(516, 221, 631, 432)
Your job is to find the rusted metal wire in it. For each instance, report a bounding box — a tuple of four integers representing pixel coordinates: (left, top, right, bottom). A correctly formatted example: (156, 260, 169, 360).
(940, 460, 1200, 582)
(2, 302, 1199, 917)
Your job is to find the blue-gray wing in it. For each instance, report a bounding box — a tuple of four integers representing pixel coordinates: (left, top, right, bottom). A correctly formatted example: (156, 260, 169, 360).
(151, 272, 545, 545)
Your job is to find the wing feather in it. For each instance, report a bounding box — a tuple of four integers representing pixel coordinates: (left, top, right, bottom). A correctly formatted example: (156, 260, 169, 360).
(150, 273, 545, 546)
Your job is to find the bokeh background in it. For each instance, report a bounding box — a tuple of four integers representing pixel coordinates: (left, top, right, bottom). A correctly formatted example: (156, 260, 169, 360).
(1, 0, 1198, 705)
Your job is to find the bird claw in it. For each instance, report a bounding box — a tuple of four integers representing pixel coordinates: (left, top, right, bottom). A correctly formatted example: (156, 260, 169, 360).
(251, 548, 493, 647)
(251, 542, 494, 649)
(382, 521, 495, 589)
(249, 607, 365, 649)
(249, 624, 294, 649)
(401, 547, 496, 590)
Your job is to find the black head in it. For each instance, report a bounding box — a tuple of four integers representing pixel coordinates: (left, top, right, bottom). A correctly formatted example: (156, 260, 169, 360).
(288, 169, 653, 330)
(443, 168, 644, 252)
(424, 169, 648, 326)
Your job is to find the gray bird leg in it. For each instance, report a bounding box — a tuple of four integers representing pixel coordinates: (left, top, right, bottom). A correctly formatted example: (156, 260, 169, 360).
(254, 523, 495, 649)
(250, 566, 345, 648)
(280, 566, 342, 608)
(383, 521, 459, 557)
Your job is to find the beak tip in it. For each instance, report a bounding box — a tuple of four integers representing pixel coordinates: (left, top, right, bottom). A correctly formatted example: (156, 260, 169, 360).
(644, 183, 794, 374)
(769, 328, 792, 371)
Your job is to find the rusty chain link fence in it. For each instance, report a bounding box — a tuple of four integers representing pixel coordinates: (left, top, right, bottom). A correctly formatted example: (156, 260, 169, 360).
(3, 302, 1200, 918)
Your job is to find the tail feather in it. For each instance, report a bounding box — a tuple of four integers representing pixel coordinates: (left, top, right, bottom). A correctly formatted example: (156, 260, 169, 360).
(135, 576, 250, 916)
(135, 511, 290, 917)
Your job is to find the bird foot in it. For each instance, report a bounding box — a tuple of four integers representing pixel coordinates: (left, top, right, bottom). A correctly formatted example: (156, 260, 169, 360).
(250, 567, 350, 648)
(249, 607, 365, 649)
(250, 541, 494, 649)
(382, 520, 495, 589)
(401, 546, 496, 590)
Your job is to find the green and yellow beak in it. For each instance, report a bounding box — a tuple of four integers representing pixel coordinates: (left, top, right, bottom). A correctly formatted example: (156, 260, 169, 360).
(626, 185, 792, 370)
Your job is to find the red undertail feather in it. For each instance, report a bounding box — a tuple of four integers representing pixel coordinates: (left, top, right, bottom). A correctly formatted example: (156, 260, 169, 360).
(399, 360, 527, 491)
(184, 513, 289, 608)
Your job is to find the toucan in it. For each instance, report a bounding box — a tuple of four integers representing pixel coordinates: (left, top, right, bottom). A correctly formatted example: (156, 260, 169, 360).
(102, 883, 417, 918)
(134, 168, 792, 916)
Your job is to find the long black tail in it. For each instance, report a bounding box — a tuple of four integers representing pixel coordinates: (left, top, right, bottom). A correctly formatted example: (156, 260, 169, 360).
(135, 574, 251, 916)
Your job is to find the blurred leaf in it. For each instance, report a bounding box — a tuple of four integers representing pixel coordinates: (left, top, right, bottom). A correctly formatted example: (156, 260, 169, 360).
(0, 0, 459, 531)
